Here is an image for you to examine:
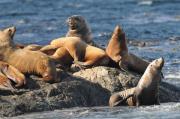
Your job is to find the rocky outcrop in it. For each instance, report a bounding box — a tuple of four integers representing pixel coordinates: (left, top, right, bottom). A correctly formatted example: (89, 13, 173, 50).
(0, 66, 180, 117)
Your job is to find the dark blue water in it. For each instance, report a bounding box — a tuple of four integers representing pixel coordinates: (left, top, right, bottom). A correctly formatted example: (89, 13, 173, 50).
(0, 0, 180, 118)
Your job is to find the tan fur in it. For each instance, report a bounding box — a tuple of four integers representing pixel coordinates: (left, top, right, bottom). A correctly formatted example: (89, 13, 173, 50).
(106, 25, 128, 62)
(0, 61, 25, 89)
(23, 44, 42, 51)
(109, 58, 164, 107)
(106, 25, 149, 74)
(50, 47, 73, 69)
(0, 27, 57, 83)
(41, 37, 109, 68)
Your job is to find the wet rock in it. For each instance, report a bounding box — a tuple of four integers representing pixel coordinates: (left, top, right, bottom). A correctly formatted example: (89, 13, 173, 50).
(127, 39, 160, 47)
(0, 66, 180, 117)
(169, 36, 180, 41)
(74, 66, 180, 102)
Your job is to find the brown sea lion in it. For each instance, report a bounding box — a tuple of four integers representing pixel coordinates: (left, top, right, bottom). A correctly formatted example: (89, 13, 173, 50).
(106, 25, 149, 74)
(109, 57, 164, 107)
(0, 26, 57, 83)
(0, 61, 26, 90)
(40, 37, 109, 68)
(40, 45, 73, 69)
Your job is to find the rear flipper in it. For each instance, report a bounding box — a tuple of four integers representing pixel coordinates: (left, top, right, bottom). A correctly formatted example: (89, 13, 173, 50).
(0, 72, 15, 90)
(40, 45, 58, 55)
(0, 62, 26, 87)
(111, 94, 134, 107)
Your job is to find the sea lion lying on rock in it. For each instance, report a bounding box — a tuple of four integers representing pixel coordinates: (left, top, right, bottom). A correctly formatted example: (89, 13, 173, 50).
(0, 61, 26, 90)
(106, 25, 149, 74)
(0, 26, 57, 83)
(40, 37, 109, 69)
(109, 57, 164, 107)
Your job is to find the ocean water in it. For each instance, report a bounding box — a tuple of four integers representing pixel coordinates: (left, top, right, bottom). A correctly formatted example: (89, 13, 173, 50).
(0, 0, 180, 118)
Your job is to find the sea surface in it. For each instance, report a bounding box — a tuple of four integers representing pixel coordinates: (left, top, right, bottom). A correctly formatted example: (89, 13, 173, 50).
(0, 0, 180, 118)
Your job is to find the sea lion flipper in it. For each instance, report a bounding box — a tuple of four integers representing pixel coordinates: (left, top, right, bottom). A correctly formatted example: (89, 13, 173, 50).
(112, 94, 134, 107)
(40, 45, 58, 55)
(119, 61, 129, 73)
(73, 60, 89, 70)
(1, 64, 26, 87)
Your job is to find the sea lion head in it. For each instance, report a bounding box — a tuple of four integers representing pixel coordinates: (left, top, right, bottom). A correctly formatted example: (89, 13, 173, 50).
(106, 25, 128, 64)
(66, 15, 87, 30)
(0, 26, 16, 46)
(150, 57, 164, 71)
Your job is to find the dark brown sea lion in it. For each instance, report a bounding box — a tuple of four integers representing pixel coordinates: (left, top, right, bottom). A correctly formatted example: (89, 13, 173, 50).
(106, 25, 149, 74)
(109, 57, 164, 106)
(0, 26, 57, 83)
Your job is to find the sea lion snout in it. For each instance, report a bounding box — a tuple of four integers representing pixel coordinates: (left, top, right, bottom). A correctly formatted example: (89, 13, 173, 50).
(153, 57, 164, 70)
(4, 26, 16, 38)
(66, 15, 85, 29)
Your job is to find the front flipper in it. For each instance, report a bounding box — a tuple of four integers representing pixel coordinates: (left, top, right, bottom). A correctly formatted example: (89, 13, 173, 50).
(1, 63, 26, 87)
(73, 60, 92, 70)
(119, 61, 130, 73)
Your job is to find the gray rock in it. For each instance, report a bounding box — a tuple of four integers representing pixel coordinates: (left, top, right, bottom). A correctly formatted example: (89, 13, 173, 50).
(0, 66, 180, 117)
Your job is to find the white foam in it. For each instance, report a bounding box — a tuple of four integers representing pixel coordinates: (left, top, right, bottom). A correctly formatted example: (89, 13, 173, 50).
(138, 0, 153, 6)
(165, 73, 180, 79)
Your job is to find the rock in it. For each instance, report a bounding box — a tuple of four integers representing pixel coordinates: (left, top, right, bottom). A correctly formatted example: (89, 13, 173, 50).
(74, 66, 180, 102)
(127, 39, 160, 47)
(0, 66, 180, 117)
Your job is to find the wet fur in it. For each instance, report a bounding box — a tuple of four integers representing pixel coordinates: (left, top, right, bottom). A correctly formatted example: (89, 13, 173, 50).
(109, 58, 164, 106)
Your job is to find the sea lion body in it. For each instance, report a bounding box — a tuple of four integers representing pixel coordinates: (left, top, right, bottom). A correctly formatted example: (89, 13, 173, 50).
(41, 37, 109, 68)
(0, 27, 57, 83)
(134, 58, 164, 106)
(109, 58, 164, 107)
(106, 25, 149, 73)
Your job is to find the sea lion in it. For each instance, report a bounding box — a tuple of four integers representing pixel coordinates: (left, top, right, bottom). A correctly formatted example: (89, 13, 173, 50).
(66, 15, 101, 48)
(66, 15, 92, 44)
(0, 61, 26, 90)
(106, 25, 149, 74)
(40, 37, 109, 68)
(40, 45, 73, 69)
(0, 26, 57, 83)
(109, 57, 164, 107)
